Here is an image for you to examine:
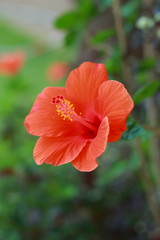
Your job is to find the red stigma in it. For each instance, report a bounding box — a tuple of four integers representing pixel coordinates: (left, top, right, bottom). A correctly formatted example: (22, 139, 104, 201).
(52, 96, 64, 104)
(52, 97, 56, 104)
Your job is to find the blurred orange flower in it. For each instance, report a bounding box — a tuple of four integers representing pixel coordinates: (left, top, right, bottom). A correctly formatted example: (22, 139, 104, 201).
(0, 51, 25, 76)
(46, 61, 69, 82)
(24, 62, 134, 172)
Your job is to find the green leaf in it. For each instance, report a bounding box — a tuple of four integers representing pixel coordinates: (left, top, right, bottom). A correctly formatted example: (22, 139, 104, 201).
(78, 0, 97, 19)
(54, 11, 81, 30)
(105, 57, 122, 74)
(100, 0, 112, 9)
(100, 161, 127, 184)
(90, 29, 116, 45)
(139, 58, 156, 71)
(121, 118, 145, 140)
(54, 0, 97, 30)
(64, 30, 79, 46)
(98, 154, 140, 185)
(133, 81, 160, 104)
(136, 72, 148, 83)
(121, 0, 140, 20)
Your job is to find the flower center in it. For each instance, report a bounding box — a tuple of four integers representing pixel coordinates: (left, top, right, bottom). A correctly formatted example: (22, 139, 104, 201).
(52, 95, 75, 121)
(52, 95, 97, 133)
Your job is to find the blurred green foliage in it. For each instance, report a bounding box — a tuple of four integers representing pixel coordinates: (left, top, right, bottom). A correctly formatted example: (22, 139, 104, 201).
(90, 29, 116, 45)
(133, 81, 160, 104)
(121, 0, 141, 22)
(0, 20, 32, 46)
(55, 0, 97, 30)
(54, 0, 97, 47)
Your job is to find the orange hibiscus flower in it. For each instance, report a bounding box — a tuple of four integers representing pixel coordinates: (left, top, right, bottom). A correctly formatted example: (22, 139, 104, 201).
(24, 62, 134, 172)
(0, 51, 25, 76)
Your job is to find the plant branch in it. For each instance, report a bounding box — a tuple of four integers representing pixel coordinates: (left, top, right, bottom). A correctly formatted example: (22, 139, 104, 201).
(112, 0, 160, 226)
(136, 142, 160, 226)
(142, 0, 160, 191)
(143, 125, 160, 136)
(112, 0, 133, 94)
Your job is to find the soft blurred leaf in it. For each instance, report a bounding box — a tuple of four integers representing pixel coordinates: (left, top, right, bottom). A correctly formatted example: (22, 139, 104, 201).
(136, 72, 148, 83)
(100, 0, 112, 9)
(64, 30, 81, 46)
(122, 118, 145, 140)
(133, 81, 160, 104)
(139, 58, 156, 71)
(121, 0, 141, 22)
(100, 161, 127, 184)
(98, 154, 140, 185)
(55, 0, 97, 30)
(78, 0, 97, 18)
(90, 29, 116, 45)
(105, 57, 122, 74)
(54, 11, 81, 30)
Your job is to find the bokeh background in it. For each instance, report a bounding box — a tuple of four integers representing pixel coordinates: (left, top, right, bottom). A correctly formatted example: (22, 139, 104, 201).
(0, 0, 160, 239)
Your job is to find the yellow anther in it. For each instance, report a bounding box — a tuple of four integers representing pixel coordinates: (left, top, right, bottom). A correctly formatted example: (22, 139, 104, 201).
(54, 97, 76, 121)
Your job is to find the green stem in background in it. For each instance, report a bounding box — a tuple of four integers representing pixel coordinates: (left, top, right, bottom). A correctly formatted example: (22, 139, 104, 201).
(143, 24, 160, 201)
(112, 0, 160, 227)
(142, 0, 160, 181)
(112, 0, 133, 94)
(135, 141, 160, 226)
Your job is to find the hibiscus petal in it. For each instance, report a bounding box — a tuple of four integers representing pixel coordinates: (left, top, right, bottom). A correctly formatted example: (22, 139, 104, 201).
(95, 81, 134, 142)
(24, 87, 75, 137)
(34, 136, 87, 166)
(66, 62, 108, 116)
(72, 117, 109, 172)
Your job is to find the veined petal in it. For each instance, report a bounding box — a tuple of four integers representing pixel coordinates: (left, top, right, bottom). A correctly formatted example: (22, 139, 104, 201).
(66, 62, 108, 117)
(72, 117, 109, 172)
(24, 87, 76, 137)
(95, 81, 134, 142)
(34, 136, 87, 166)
